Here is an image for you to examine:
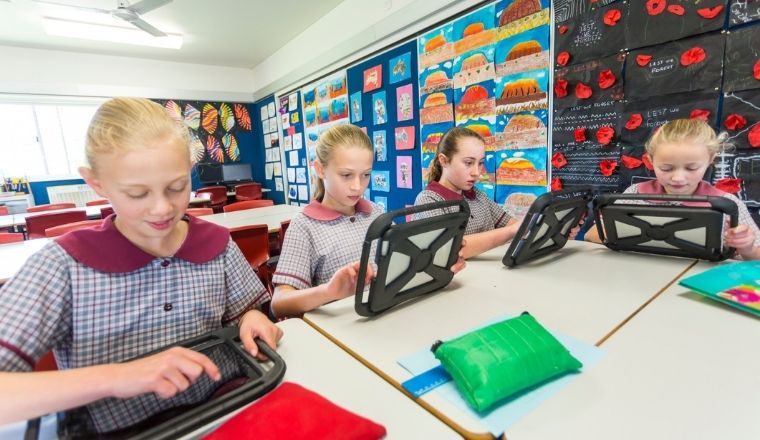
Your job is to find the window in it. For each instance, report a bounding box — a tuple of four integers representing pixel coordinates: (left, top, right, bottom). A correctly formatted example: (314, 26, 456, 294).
(0, 102, 99, 180)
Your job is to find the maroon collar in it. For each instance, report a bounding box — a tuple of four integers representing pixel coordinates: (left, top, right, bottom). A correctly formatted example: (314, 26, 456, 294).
(426, 180, 477, 200)
(55, 214, 229, 273)
(637, 180, 726, 197)
(302, 198, 373, 221)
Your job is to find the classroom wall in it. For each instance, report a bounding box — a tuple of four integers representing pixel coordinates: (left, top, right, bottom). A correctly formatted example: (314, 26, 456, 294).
(0, 45, 255, 102)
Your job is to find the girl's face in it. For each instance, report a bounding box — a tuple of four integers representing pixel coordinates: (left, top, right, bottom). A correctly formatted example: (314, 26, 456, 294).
(317, 145, 373, 215)
(439, 136, 485, 192)
(82, 135, 192, 249)
(650, 140, 714, 195)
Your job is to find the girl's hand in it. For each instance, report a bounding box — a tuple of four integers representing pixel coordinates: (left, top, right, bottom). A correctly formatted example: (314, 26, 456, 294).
(325, 262, 376, 302)
(239, 309, 283, 360)
(725, 225, 757, 256)
(450, 238, 467, 273)
(109, 347, 220, 399)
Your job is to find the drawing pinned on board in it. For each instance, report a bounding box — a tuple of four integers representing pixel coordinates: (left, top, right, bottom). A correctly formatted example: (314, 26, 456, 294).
(293, 132, 303, 150)
(374, 196, 388, 212)
(296, 168, 307, 183)
(396, 84, 414, 121)
(364, 65, 383, 92)
(373, 130, 387, 161)
(389, 52, 412, 84)
(371, 170, 390, 192)
(397, 156, 413, 189)
(350, 91, 363, 122)
(373, 90, 388, 125)
(395, 126, 416, 150)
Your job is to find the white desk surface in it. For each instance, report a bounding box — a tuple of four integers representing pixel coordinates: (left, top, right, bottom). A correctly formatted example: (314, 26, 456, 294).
(304, 240, 696, 437)
(185, 319, 459, 439)
(0, 238, 50, 284)
(199, 204, 301, 233)
(507, 260, 760, 440)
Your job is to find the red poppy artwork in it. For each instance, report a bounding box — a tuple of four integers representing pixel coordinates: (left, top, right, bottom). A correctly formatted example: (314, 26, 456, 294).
(625, 113, 643, 130)
(724, 114, 748, 131)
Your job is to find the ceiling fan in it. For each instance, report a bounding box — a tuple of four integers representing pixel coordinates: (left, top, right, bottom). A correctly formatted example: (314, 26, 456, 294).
(35, 0, 173, 36)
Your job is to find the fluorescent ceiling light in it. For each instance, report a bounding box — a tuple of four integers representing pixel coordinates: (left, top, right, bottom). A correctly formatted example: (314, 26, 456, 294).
(42, 17, 183, 49)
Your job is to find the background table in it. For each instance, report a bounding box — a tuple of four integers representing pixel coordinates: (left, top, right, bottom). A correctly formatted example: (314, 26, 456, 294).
(304, 241, 697, 437)
(199, 204, 301, 232)
(0, 238, 50, 284)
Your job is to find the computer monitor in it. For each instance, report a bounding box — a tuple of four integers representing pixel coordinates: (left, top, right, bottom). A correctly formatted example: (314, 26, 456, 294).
(197, 162, 223, 184)
(222, 164, 253, 182)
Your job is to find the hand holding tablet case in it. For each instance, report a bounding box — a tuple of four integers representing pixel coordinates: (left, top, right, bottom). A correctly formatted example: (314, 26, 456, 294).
(354, 200, 469, 317)
(503, 187, 593, 267)
(593, 193, 738, 261)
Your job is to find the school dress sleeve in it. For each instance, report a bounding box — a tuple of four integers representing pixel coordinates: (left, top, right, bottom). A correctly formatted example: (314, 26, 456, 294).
(272, 217, 316, 290)
(411, 190, 447, 221)
(487, 197, 512, 228)
(0, 243, 72, 371)
(724, 194, 760, 250)
(222, 240, 271, 324)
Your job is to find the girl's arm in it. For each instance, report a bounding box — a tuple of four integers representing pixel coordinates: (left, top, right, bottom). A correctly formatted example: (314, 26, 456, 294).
(584, 223, 602, 243)
(272, 262, 375, 317)
(460, 219, 520, 259)
(0, 347, 220, 425)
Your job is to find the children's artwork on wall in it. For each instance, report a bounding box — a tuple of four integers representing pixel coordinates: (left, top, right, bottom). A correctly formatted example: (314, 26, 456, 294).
(713, 150, 760, 207)
(495, 148, 547, 186)
(551, 144, 622, 191)
(394, 126, 416, 150)
(553, 53, 625, 109)
(625, 0, 726, 51)
(296, 167, 307, 183)
(364, 65, 383, 92)
(396, 156, 413, 188)
(183, 103, 200, 130)
(420, 124, 452, 182)
(478, 139, 497, 199)
(721, 89, 760, 150)
(496, 0, 550, 27)
(221, 133, 239, 161)
(329, 95, 349, 121)
(396, 84, 414, 121)
(372, 90, 388, 125)
(219, 103, 235, 132)
(420, 89, 455, 124)
(205, 133, 224, 162)
(723, 25, 760, 93)
(461, 117, 497, 149)
(495, 184, 546, 215)
(625, 32, 725, 101)
(350, 91, 363, 122)
(553, 2, 627, 67)
(304, 107, 317, 128)
(374, 196, 388, 212)
(419, 24, 455, 69)
(373, 130, 387, 161)
(617, 143, 657, 192)
(455, 80, 496, 122)
(494, 70, 548, 114)
(620, 91, 721, 144)
(494, 110, 548, 150)
(453, 3, 497, 56)
(453, 46, 496, 88)
(419, 64, 454, 95)
(552, 0, 616, 23)
(201, 103, 219, 134)
(329, 75, 347, 98)
(552, 100, 623, 149)
(233, 103, 251, 131)
(371, 170, 390, 192)
(730, 0, 760, 26)
(495, 25, 550, 77)
(389, 52, 412, 84)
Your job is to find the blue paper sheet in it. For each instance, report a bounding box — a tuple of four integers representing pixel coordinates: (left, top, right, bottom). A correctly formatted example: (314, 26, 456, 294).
(397, 315, 605, 437)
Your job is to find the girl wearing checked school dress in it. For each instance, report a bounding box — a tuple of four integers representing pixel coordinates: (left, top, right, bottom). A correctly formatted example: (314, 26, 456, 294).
(585, 118, 760, 259)
(271, 124, 465, 318)
(0, 97, 281, 432)
(414, 127, 521, 258)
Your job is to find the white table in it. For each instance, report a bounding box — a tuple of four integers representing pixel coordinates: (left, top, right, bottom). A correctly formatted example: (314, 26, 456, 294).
(304, 241, 697, 437)
(199, 204, 301, 233)
(183, 319, 459, 439)
(0, 238, 50, 284)
(507, 260, 760, 440)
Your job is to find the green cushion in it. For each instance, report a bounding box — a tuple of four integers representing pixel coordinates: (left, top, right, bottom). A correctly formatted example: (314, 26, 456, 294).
(433, 313, 583, 412)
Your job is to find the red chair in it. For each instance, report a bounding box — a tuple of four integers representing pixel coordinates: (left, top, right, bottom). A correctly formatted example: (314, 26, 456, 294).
(100, 206, 115, 219)
(27, 203, 76, 213)
(0, 206, 8, 215)
(25, 211, 87, 239)
(278, 220, 290, 250)
(229, 224, 272, 291)
(186, 207, 214, 217)
(266, 220, 292, 270)
(85, 199, 109, 206)
(0, 232, 24, 244)
(223, 200, 274, 213)
(235, 183, 263, 201)
(45, 219, 102, 237)
(196, 186, 228, 213)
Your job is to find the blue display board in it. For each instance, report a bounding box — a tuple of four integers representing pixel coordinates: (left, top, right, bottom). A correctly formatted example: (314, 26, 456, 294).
(277, 92, 309, 205)
(253, 96, 286, 204)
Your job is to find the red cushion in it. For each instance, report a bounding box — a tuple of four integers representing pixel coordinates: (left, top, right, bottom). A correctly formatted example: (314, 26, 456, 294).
(204, 382, 386, 440)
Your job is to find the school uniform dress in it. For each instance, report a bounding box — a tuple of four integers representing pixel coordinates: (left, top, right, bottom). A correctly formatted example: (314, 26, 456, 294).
(624, 180, 760, 249)
(272, 198, 382, 289)
(413, 180, 513, 234)
(0, 215, 269, 434)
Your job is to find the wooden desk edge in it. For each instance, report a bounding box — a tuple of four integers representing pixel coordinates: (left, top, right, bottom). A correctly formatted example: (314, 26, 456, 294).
(303, 315, 492, 440)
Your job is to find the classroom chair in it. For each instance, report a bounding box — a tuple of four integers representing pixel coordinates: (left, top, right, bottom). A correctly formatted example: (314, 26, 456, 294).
(27, 203, 76, 213)
(0, 232, 24, 244)
(85, 199, 109, 206)
(45, 219, 102, 237)
(229, 224, 272, 292)
(25, 211, 87, 240)
(223, 199, 274, 213)
(100, 206, 115, 219)
(0, 206, 8, 215)
(266, 220, 291, 271)
(196, 186, 228, 213)
(186, 207, 214, 216)
(235, 183, 263, 201)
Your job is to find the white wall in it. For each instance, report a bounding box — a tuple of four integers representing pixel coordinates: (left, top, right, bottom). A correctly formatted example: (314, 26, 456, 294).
(0, 45, 255, 102)
(252, 0, 486, 99)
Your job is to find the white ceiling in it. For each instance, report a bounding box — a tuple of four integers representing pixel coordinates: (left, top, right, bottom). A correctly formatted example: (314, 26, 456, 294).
(0, 0, 346, 69)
